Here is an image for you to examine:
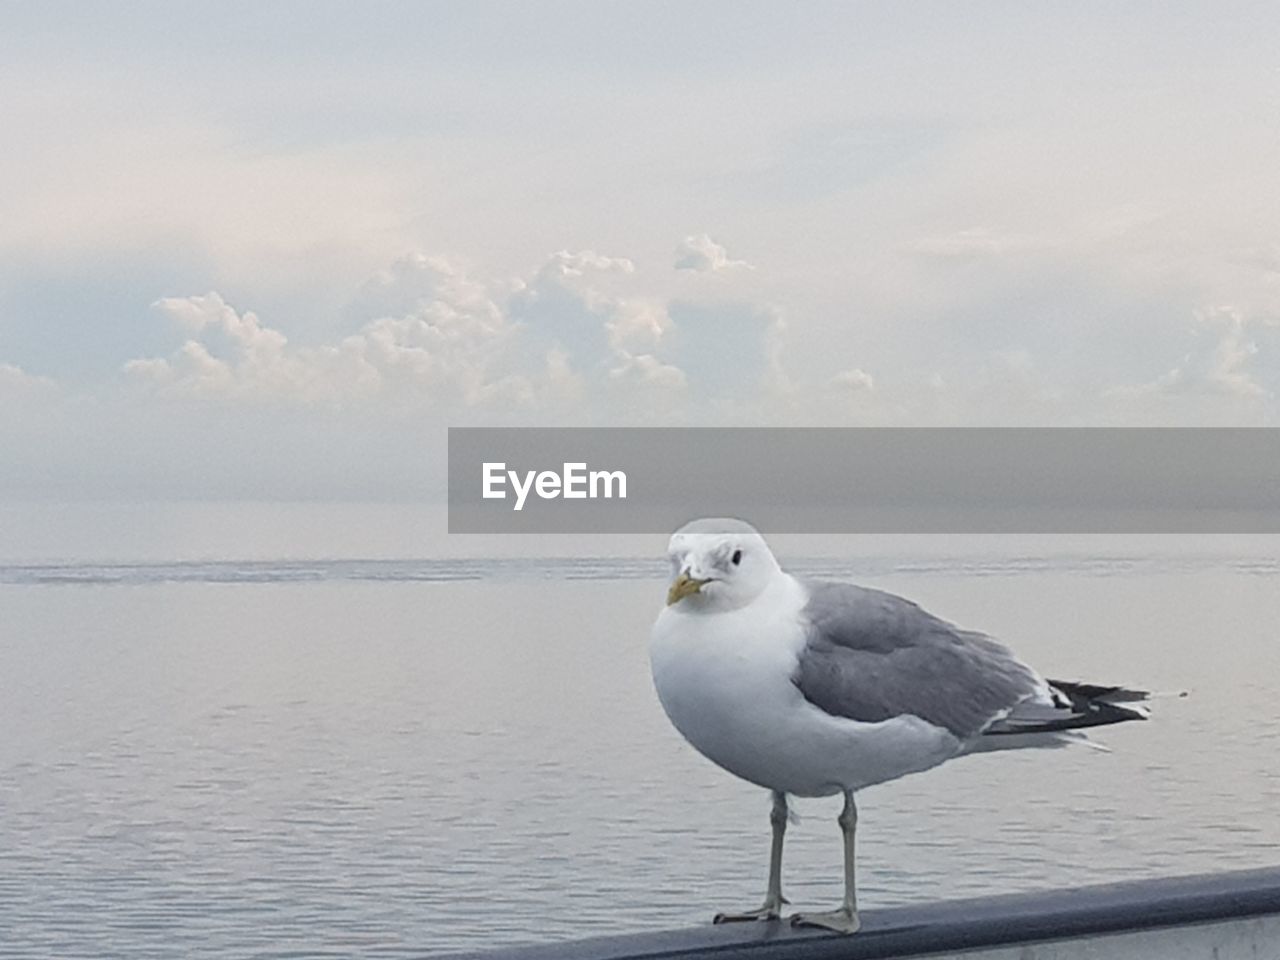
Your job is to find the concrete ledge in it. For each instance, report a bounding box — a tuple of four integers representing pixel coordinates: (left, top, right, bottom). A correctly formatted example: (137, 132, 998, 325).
(440, 865, 1280, 960)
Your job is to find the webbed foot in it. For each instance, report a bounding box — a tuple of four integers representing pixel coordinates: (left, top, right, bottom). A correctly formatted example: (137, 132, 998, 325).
(790, 905, 861, 934)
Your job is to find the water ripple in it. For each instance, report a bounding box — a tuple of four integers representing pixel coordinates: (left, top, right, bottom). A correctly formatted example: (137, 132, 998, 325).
(3, 553, 1278, 586)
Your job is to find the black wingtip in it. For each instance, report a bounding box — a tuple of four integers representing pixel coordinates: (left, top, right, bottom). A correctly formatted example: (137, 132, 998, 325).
(1047, 679, 1151, 705)
(1043, 678, 1151, 729)
(983, 679, 1151, 736)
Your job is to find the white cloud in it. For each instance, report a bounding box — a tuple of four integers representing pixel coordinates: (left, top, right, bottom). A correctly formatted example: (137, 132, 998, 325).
(605, 299, 670, 353)
(0, 363, 56, 395)
(125, 281, 523, 408)
(531, 250, 635, 281)
(608, 352, 686, 391)
(126, 293, 378, 405)
(349, 253, 508, 329)
(1111, 306, 1269, 401)
(121, 252, 695, 414)
(832, 367, 875, 392)
(508, 250, 640, 364)
(674, 234, 751, 273)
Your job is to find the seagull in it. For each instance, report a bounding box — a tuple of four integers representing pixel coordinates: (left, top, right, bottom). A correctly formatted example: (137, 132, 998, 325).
(649, 518, 1149, 934)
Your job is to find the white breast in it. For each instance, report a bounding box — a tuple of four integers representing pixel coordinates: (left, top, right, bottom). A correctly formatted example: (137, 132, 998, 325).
(649, 573, 962, 796)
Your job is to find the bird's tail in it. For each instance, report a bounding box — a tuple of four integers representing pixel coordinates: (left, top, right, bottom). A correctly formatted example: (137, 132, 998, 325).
(982, 679, 1153, 738)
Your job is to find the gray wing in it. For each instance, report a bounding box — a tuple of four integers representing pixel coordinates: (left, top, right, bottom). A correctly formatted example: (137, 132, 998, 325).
(793, 581, 1041, 740)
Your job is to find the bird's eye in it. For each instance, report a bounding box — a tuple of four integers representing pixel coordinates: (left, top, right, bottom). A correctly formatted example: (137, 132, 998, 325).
(731, 549, 743, 566)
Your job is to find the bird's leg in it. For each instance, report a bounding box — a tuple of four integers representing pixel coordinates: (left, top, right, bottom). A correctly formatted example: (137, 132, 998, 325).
(713, 791, 789, 923)
(791, 790, 861, 934)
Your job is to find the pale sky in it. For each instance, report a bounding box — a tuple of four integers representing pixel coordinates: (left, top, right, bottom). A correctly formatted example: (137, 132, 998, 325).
(3, 2, 1280, 499)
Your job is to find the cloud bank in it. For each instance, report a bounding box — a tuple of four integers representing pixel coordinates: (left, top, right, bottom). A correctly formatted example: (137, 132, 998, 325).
(119, 249, 779, 420)
(3, 237, 1278, 500)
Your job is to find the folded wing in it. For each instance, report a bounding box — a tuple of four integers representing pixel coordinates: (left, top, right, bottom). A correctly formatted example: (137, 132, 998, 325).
(793, 581, 1147, 743)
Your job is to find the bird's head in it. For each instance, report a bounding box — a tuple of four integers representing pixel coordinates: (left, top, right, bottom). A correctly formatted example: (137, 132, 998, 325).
(665, 518, 780, 612)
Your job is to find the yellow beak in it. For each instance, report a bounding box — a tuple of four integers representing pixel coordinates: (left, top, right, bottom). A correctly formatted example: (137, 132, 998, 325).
(667, 572, 709, 606)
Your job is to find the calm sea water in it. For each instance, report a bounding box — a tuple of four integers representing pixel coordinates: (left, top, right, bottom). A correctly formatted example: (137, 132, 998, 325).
(3, 548, 1280, 958)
